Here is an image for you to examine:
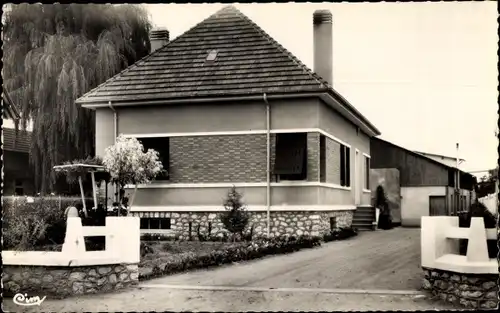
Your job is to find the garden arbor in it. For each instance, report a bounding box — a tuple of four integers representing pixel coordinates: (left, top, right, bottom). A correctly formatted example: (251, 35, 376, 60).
(53, 163, 111, 217)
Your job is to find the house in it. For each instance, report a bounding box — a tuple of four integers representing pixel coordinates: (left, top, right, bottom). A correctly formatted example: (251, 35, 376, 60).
(370, 137, 476, 227)
(2, 90, 35, 195)
(76, 6, 381, 238)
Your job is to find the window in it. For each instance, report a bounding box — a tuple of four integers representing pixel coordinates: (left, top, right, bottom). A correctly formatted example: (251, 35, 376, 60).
(319, 135, 326, 182)
(140, 218, 171, 230)
(364, 156, 370, 190)
(274, 133, 307, 181)
(14, 180, 24, 195)
(340, 144, 350, 187)
(138, 137, 170, 180)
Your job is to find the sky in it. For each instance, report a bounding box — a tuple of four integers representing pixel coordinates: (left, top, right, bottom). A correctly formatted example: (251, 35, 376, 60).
(143, 2, 498, 175)
(2, 2, 496, 175)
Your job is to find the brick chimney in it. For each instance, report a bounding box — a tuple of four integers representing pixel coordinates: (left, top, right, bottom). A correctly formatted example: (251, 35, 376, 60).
(150, 28, 170, 53)
(313, 10, 333, 85)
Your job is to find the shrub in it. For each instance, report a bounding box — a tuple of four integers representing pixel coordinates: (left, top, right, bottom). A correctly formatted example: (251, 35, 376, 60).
(323, 227, 358, 242)
(3, 197, 70, 250)
(220, 186, 249, 240)
(458, 201, 498, 258)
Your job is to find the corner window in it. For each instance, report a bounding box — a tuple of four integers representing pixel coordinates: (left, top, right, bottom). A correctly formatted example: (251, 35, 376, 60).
(140, 218, 171, 230)
(340, 144, 350, 187)
(137, 137, 170, 180)
(364, 156, 370, 190)
(274, 133, 307, 181)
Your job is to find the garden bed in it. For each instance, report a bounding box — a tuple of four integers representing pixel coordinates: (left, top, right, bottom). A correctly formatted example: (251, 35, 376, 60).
(139, 236, 322, 280)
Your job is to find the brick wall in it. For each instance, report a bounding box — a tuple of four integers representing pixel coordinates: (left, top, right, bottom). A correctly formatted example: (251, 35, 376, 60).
(170, 134, 268, 183)
(169, 133, 324, 184)
(307, 133, 320, 182)
(325, 137, 341, 184)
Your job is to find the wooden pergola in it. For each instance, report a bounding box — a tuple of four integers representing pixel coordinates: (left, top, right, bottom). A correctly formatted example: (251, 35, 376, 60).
(53, 164, 109, 217)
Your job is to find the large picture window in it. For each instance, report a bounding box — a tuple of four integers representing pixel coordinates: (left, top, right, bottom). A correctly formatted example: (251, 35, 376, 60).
(274, 133, 307, 181)
(137, 137, 170, 180)
(340, 144, 350, 187)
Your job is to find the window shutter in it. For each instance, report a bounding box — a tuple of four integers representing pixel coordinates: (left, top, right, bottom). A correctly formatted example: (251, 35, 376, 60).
(340, 145, 345, 186)
(345, 147, 351, 187)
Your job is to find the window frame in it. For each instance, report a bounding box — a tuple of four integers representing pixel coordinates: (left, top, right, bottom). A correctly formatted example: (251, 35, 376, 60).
(140, 217, 171, 230)
(340, 144, 351, 187)
(363, 155, 371, 191)
(274, 132, 308, 182)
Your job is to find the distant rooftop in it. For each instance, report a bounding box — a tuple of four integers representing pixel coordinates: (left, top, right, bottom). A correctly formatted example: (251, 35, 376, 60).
(413, 151, 465, 162)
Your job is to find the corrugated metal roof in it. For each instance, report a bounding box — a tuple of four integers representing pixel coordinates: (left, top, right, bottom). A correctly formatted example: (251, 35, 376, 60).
(2, 127, 31, 153)
(76, 5, 329, 104)
(2, 89, 21, 121)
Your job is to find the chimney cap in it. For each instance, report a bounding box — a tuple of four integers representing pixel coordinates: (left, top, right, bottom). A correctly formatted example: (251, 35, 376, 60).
(150, 28, 170, 40)
(313, 10, 332, 24)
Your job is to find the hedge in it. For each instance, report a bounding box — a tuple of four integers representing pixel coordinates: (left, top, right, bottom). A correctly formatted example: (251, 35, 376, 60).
(139, 235, 321, 280)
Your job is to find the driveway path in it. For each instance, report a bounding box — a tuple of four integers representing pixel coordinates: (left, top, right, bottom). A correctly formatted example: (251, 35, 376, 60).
(146, 227, 425, 290)
(5, 228, 463, 312)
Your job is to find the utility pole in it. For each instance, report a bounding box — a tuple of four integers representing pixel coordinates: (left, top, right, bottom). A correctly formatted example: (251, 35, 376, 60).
(456, 143, 460, 213)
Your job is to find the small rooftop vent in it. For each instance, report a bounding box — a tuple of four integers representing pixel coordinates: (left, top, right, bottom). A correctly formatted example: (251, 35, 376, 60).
(206, 49, 218, 62)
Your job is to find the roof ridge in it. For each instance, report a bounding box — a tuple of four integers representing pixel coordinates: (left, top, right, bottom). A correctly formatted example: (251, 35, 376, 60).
(81, 8, 227, 101)
(229, 7, 329, 90)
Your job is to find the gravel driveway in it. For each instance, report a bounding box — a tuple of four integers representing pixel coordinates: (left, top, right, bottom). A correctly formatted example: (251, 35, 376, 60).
(5, 228, 463, 312)
(146, 227, 425, 291)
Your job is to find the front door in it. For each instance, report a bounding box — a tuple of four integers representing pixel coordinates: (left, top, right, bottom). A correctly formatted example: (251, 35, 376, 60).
(355, 149, 361, 205)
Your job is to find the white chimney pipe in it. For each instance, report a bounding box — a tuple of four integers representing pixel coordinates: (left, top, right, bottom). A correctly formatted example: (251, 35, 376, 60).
(313, 10, 333, 85)
(150, 28, 170, 53)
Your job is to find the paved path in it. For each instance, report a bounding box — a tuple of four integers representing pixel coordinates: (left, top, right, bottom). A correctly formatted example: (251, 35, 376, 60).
(3, 228, 463, 312)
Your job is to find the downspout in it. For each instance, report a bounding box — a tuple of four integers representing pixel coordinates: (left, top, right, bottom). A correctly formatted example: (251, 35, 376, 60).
(264, 93, 271, 238)
(108, 101, 118, 203)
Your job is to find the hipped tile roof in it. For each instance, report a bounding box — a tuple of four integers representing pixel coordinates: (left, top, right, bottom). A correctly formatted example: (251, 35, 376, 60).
(76, 5, 329, 104)
(76, 5, 380, 135)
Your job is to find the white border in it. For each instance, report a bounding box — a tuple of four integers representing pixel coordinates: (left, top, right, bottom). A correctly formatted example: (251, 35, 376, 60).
(125, 181, 351, 191)
(122, 128, 352, 149)
(130, 205, 357, 212)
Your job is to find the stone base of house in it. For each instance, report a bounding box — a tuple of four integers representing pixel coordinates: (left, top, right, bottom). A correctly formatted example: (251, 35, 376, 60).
(132, 210, 354, 240)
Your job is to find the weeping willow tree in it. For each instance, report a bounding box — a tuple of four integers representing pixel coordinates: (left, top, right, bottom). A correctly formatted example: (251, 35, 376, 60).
(2, 4, 153, 193)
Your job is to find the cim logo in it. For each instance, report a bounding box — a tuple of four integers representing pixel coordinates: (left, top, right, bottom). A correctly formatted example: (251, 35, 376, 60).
(13, 293, 46, 306)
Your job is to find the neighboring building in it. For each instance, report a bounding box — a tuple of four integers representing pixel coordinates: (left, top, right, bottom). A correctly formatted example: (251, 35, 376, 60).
(2, 90, 35, 196)
(413, 151, 465, 169)
(76, 6, 381, 237)
(371, 137, 476, 227)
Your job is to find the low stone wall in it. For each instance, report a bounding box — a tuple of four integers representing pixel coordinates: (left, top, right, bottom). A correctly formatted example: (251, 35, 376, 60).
(132, 210, 353, 240)
(422, 267, 499, 309)
(3, 263, 139, 298)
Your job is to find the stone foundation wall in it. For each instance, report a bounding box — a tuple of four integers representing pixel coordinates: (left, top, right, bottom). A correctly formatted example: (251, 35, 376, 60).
(3, 263, 139, 298)
(422, 267, 498, 309)
(132, 210, 353, 240)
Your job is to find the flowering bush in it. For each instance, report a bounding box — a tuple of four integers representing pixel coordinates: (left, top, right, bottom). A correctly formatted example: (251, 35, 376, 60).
(3, 197, 74, 250)
(103, 135, 164, 207)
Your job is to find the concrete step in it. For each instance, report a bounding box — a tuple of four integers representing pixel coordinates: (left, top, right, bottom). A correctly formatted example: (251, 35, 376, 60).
(352, 217, 375, 224)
